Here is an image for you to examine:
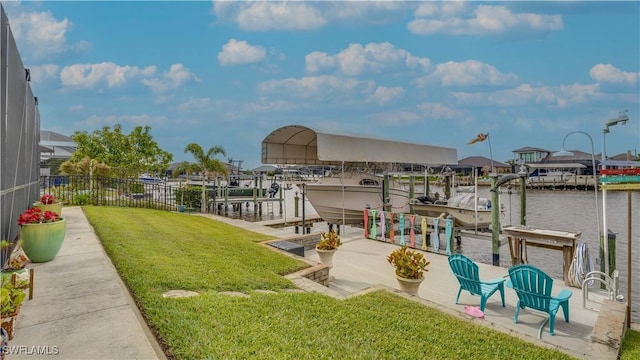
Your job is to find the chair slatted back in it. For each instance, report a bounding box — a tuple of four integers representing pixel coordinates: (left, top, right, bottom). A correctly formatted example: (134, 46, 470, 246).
(449, 254, 482, 295)
(508, 264, 553, 312)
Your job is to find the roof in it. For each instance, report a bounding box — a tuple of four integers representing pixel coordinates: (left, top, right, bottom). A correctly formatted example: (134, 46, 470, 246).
(41, 130, 73, 142)
(458, 156, 509, 168)
(512, 146, 551, 153)
(261, 125, 458, 165)
(526, 163, 586, 169)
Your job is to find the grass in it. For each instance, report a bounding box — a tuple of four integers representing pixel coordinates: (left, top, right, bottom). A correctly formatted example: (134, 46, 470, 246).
(83, 206, 601, 359)
(621, 329, 640, 360)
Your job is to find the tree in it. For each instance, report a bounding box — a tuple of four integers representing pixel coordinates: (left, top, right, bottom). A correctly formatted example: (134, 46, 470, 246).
(71, 124, 173, 178)
(60, 156, 110, 177)
(184, 143, 228, 213)
(172, 161, 199, 180)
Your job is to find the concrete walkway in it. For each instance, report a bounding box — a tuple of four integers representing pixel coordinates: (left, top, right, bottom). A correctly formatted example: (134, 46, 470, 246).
(10, 207, 164, 360)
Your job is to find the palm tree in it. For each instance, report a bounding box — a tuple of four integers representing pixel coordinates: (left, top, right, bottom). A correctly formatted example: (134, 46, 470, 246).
(184, 144, 227, 213)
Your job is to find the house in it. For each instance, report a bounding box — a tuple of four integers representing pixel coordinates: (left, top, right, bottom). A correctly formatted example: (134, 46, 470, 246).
(512, 147, 550, 163)
(455, 156, 510, 175)
(40, 131, 76, 176)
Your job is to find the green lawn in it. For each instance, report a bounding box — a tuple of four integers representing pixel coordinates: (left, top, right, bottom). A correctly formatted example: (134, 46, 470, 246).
(83, 206, 605, 359)
(621, 329, 640, 360)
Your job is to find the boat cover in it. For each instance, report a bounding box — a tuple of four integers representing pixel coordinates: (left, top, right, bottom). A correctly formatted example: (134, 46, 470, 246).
(261, 125, 458, 165)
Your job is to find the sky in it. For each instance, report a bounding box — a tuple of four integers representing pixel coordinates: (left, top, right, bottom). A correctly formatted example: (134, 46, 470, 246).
(3, 0, 640, 170)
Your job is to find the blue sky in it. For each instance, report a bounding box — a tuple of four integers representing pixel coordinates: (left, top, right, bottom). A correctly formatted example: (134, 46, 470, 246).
(4, 1, 639, 170)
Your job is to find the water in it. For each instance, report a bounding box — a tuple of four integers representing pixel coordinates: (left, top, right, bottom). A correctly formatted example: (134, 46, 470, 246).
(219, 182, 640, 323)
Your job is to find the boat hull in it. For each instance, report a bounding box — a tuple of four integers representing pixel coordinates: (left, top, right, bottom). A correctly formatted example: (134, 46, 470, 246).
(412, 203, 492, 229)
(305, 184, 411, 225)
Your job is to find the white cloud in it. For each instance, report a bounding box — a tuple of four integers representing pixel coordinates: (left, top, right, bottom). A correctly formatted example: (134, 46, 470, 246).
(76, 114, 168, 129)
(257, 75, 374, 100)
(8, 9, 89, 60)
(142, 64, 200, 93)
(452, 83, 599, 108)
(60, 62, 198, 94)
(589, 64, 639, 85)
(369, 110, 422, 126)
(177, 97, 213, 111)
(215, 2, 326, 31)
(60, 62, 157, 89)
(369, 86, 404, 105)
(218, 39, 267, 66)
(28, 64, 59, 83)
(416, 102, 462, 119)
(408, 4, 563, 36)
(306, 42, 430, 76)
(213, 2, 409, 31)
(415, 60, 519, 87)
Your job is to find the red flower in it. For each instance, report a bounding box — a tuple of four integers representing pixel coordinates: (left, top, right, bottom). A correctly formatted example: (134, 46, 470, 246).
(18, 207, 61, 226)
(41, 194, 56, 204)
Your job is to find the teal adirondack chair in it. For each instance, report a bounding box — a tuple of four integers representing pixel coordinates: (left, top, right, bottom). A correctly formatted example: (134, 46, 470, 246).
(448, 254, 506, 311)
(508, 264, 572, 336)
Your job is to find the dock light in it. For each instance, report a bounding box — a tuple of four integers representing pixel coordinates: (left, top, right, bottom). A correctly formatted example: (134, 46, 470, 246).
(552, 131, 601, 264)
(602, 110, 628, 278)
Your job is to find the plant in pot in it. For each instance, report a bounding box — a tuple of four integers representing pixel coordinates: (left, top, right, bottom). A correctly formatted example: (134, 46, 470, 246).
(32, 194, 63, 216)
(18, 207, 66, 263)
(1, 279, 26, 340)
(387, 246, 430, 296)
(315, 229, 342, 268)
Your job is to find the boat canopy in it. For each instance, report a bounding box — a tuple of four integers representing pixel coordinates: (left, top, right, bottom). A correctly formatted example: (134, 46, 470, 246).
(261, 125, 458, 165)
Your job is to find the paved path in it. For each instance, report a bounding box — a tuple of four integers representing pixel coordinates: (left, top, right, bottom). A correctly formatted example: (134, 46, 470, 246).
(10, 207, 164, 360)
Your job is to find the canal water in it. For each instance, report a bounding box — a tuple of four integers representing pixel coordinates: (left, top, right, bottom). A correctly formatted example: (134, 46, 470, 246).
(220, 182, 639, 323)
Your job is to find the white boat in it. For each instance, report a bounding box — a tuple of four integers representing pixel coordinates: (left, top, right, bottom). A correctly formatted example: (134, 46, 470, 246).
(261, 125, 459, 226)
(138, 174, 165, 184)
(304, 172, 411, 225)
(412, 187, 492, 229)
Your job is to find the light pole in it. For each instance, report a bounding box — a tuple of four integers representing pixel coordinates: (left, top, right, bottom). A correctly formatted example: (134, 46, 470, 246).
(553, 131, 601, 255)
(601, 111, 629, 277)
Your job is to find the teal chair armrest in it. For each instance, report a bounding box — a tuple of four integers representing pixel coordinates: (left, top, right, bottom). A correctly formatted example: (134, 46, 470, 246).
(554, 289, 572, 301)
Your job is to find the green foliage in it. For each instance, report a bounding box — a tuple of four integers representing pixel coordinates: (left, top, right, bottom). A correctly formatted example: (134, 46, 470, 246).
(72, 193, 91, 205)
(60, 156, 110, 177)
(1, 278, 26, 315)
(173, 186, 202, 207)
(71, 124, 173, 178)
(184, 143, 227, 212)
(316, 230, 342, 250)
(621, 329, 640, 360)
(387, 246, 430, 279)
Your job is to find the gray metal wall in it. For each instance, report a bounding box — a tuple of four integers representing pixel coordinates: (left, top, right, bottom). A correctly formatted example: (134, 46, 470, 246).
(1, 4, 41, 242)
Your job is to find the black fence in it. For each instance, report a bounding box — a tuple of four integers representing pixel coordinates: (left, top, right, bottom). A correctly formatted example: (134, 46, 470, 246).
(42, 176, 187, 211)
(39, 175, 254, 212)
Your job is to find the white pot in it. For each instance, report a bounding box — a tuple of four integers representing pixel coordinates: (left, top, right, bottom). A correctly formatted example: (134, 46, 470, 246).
(395, 274, 424, 296)
(316, 248, 337, 268)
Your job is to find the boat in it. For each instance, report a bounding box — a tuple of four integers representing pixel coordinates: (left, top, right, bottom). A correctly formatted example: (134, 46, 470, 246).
(138, 174, 165, 184)
(304, 171, 411, 225)
(412, 187, 492, 229)
(261, 125, 459, 226)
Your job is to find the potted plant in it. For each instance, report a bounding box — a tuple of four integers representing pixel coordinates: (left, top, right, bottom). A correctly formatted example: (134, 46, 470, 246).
(33, 194, 63, 216)
(387, 246, 430, 296)
(18, 207, 66, 263)
(1, 279, 26, 340)
(315, 229, 342, 268)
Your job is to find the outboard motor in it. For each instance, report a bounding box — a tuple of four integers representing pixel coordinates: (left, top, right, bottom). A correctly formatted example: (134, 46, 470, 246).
(268, 182, 280, 198)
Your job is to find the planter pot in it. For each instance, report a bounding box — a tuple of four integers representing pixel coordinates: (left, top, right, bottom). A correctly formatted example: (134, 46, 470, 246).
(316, 248, 337, 268)
(395, 274, 424, 296)
(1, 326, 7, 359)
(1, 310, 19, 340)
(20, 219, 66, 263)
(32, 201, 63, 216)
(177, 205, 186, 213)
